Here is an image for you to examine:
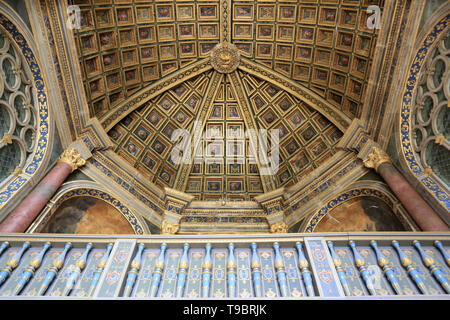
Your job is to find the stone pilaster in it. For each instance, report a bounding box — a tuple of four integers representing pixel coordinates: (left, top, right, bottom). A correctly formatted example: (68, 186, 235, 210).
(254, 188, 288, 233)
(160, 188, 194, 235)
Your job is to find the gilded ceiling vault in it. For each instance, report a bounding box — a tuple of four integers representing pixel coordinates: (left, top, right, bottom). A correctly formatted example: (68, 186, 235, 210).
(0, 0, 448, 236)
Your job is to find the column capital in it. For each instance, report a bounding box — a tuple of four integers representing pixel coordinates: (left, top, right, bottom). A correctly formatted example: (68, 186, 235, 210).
(161, 220, 180, 235)
(57, 149, 86, 172)
(361, 146, 392, 173)
(161, 210, 183, 235)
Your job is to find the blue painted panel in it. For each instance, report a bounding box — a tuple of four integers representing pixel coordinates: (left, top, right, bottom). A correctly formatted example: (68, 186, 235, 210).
(210, 249, 227, 298)
(235, 249, 253, 298)
(398, 246, 443, 295)
(281, 248, 306, 297)
(0, 247, 39, 296)
(133, 249, 159, 297)
(305, 239, 342, 297)
(354, 246, 393, 296)
(95, 240, 136, 298)
(71, 249, 106, 297)
(21, 248, 62, 296)
(158, 249, 181, 298)
(375, 246, 419, 295)
(334, 247, 367, 296)
(258, 249, 279, 298)
(184, 249, 203, 298)
(46, 249, 84, 296)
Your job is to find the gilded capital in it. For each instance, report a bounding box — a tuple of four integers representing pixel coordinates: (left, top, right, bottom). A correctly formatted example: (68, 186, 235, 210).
(269, 221, 288, 234)
(161, 220, 180, 235)
(58, 149, 86, 172)
(362, 147, 391, 173)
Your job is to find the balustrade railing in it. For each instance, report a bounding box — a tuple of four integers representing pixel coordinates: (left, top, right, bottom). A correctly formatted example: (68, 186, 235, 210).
(0, 233, 447, 299)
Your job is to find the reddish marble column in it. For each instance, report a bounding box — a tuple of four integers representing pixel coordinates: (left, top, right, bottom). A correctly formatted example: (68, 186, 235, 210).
(0, 149, 85, 233)
(377, 163, 449, 231)
(363, 147, 448, 231)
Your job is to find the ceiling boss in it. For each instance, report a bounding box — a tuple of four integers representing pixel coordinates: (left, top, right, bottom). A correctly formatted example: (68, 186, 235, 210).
(210, 42, 240, 73)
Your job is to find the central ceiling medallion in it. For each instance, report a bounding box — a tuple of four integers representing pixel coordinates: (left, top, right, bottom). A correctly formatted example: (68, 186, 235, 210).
(210, 42, 240, 74)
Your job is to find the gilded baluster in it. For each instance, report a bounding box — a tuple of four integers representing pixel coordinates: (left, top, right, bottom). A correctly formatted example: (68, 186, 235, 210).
(227, 243, 237, 298)
(38, 242, 72, 296)
(434, 241, 450, 268)
(150, 243, 167, 297)
(13, 242, 51, 295)
(123, 243, 145, 297)
(250, 243, 262, 297)
(201, 243, 212, 298)
(327, 241, 350, 296)
(273, 242, 288, 297)
(176, 243, 190, 298)
(0, 241, 30, 287)
(413, 240, 450, 294)
(349, 241, 376, 295)
(88, 243, 114, 296)
(295, 242, 314, 296)
(0, 242, 9, 257)
(370, 240, 402, 295)
(63, 243, 93, 296)
(391, 240, 427, 294)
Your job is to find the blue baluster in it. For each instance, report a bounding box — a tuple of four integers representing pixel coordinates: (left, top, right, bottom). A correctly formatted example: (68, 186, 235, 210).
(63, 243, 93, 296)
(370, 240, 402, 295)
(413, 240, 449, 294)
(150, 243, 167, 297)
(295, 242, 314, 296)
(434, 241, 450, 268)
(250, 243, 262, 297)
(273, 242, 288, 297)
(327, 241, 350, 296)
(0, 241, 30, 287)
(0, 242, 9, 257)
(88, 243, 114, 296)
(349, 241, 376, 295)
(392, 240, 427, 294)
(123, 243, 145, 297)
(38, 242, 72, 296)
(227, 243, 237, 298)
(176, 243, 190, 298)
(13, 242, 51, 295)
(201, 243, 212, 298)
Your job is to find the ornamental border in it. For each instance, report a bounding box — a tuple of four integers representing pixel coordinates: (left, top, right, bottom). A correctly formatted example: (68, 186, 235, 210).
(29, 187, 146, 235)
(304, 187, 397, 233)
(399, 14, 450, 210)
(0, 12, 50, 206)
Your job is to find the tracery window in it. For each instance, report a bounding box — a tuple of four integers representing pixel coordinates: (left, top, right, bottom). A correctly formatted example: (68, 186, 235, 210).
(412, 31, 450, 188)
(0, 27, 37, 186)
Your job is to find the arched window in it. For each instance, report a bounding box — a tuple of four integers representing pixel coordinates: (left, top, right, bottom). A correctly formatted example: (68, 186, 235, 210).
(412, 31, 450, 187)
(0, 26, 37, 186)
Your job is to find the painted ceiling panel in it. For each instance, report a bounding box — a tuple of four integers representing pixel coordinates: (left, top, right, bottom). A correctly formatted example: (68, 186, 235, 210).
(71, 0, 382, 121)
(107, 70, 343, 199)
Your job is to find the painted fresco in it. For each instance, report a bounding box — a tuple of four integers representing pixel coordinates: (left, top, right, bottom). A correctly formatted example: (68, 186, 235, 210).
(314, 197, 406, 232)
(41, 197, 134, 234)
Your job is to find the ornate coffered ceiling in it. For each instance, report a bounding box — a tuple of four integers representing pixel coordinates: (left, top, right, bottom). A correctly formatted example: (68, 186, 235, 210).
(72, 0, 382, 121)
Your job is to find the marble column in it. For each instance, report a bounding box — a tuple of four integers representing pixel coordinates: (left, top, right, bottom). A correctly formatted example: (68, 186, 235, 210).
(363, 147, 448, 231)
(0, 149, 86, 233)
